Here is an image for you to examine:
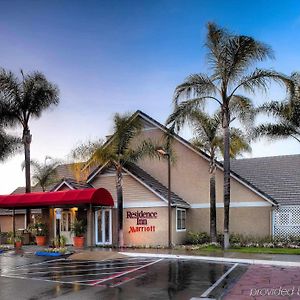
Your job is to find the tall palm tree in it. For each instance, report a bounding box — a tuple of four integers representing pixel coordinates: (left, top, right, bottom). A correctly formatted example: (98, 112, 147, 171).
(71, 113, 160, 247)
(22, 157, 61, 192)
(171, 23, 294, 248)
(168, 109, 251, 243)
(0, 69, 59, 226)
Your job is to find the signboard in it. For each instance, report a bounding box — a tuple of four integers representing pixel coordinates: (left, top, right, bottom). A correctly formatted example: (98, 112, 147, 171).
(126, 210, 157, 234)
(56, 208, 62, 220)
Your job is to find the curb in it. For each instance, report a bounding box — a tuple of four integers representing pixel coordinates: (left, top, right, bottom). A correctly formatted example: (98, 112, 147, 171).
(119, 252, 300, 267)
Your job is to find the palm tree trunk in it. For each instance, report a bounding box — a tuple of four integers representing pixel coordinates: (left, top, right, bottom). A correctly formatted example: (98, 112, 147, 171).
(116, 166, 124, 248)
(223, 113, 231, 249)
(23, 128, 32, 228)
(209, 170, 217, 243)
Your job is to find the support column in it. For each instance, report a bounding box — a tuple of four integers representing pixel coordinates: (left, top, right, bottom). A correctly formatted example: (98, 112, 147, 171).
(87, 205, 94, 247)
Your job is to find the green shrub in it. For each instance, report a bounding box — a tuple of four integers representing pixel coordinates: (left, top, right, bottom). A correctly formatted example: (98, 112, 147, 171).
(185, 231, 210, 245)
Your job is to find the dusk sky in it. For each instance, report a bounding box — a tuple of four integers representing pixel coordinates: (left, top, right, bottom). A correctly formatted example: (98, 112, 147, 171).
(0, 0, 300, 194)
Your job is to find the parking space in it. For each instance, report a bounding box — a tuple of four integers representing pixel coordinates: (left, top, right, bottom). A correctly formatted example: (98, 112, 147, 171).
(0, 255, 247, 299)
(1, 257, 163, 286)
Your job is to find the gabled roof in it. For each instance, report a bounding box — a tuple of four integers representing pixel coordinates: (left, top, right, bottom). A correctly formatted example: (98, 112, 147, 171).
(124, 162, 190, 208)
(134, 110, 277, 206)
(93, 162, 190, 208)
(231, 154, 300, 205)
(51, 178, 93, 191)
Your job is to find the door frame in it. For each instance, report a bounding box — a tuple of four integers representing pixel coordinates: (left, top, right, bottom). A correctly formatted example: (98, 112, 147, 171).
(54, 208, 75, 245)
(95, 208, 112, 245)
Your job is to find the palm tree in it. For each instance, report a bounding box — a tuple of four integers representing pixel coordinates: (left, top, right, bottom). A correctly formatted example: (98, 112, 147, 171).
(171, 23, 294, 248)
(0, 69, 59, 226)
(22, 157, 61, 192)
(71, 113, 160, 247)
(167, 109, 251, 243)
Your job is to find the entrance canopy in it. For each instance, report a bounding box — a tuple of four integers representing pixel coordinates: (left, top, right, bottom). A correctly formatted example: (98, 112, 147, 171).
(0, 188, 114, 209)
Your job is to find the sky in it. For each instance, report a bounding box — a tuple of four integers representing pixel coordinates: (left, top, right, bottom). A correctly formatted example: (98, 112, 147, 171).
(0, 0, 300, 194)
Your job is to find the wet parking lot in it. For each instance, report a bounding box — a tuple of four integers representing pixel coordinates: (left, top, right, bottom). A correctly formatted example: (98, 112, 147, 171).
(0, 253, 246, 300)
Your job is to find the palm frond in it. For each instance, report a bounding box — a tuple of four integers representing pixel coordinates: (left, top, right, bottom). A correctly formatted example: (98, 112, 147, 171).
(174, 74, 217, 104)
(233, 69, 294, 95)
(27, 157, 61, 191)
(0, 129, 22, 162)
(253, 123, 300, 142)
(123, 139, 161, 164)
(229, 94, 255, 126)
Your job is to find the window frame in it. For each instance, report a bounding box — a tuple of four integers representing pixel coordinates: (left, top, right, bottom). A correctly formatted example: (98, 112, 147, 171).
(176, 208, 186, 232)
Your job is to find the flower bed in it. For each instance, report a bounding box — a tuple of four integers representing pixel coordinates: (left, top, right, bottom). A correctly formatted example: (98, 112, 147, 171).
(35, 247, 72, 257)
(185, 231, 300, 249)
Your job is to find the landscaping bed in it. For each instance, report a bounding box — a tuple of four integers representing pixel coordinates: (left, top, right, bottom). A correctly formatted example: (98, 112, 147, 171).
(180, 231, 300, 255)
(35, 247, 74, 257)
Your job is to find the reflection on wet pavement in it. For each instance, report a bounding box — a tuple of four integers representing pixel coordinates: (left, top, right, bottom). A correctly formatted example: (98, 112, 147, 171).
(0, 254, 246, 299)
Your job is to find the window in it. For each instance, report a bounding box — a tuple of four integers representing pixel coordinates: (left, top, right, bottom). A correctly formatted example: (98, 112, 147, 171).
(176, 208, 186, 231)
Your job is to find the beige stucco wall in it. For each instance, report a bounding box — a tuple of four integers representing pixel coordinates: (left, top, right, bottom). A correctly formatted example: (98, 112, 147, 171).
(123, 207, 168, 246)
(92, 172, 166, 207)
(136, 128, 270, 206)
(188, 206, 272, 237)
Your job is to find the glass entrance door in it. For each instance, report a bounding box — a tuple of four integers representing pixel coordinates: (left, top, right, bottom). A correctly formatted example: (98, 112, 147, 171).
(95, 209, 112, 245)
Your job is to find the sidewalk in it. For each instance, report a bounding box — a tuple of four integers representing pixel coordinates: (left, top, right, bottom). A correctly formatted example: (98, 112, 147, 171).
(223, 265, 300, 300)
(119, 247, 300, 264)
(10, 245, 300, 264)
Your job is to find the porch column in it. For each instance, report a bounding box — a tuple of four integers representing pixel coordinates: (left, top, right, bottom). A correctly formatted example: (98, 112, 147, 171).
(42, 208, 53, 244)
(87, 205, 94, 247)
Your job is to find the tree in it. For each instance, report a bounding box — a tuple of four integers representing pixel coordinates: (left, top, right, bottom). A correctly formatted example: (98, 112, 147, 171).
(0, 69, 59, 226)
(167, 109, 251, 243)
(71, 112, 160, 247)
(171, 23, 294, 248)
(22, 156, 61, 192)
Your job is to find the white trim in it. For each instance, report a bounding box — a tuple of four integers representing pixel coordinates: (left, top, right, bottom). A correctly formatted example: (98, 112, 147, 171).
(24, 213, 27, 229)
(95, 208, 112, 245)
(87, 161, 110, 183)
(190, 201, 272, 208)
(89, 163, 169, 205)
(138, 112, 276, 206)
(142, 127, 157, 131)
(124, 201, 167, 208)
(176, 208, 186, 232)
(99, 173, 128, 177)
(53, 180, 74, 191)
(122, 166, 168, 204)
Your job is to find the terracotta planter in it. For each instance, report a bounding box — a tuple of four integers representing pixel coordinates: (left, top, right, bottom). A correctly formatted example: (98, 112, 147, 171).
(15, 241, 22, 249)
(73, 236, 85, 248)
(35, 236, 47, 246)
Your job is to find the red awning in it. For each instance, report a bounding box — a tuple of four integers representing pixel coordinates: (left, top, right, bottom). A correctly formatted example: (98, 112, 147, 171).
(0, 188, 114, 209)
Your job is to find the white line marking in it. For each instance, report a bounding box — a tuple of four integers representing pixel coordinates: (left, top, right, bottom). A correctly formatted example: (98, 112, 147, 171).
(200, 263, 239, 298)
(91, 258, 163, 286)
(10, 264, 147, 276)
(0, 274, 92, 286)
(110, 272, 146, 287)
(6, 259, 156, 273)
(33, 271, 125, 279)
(14, 258, 66, 269)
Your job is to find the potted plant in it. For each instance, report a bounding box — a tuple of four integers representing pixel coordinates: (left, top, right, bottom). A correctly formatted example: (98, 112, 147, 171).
(71, 219, 87, 248)
(28, 221, 48, 246)
(14, 235, 22, 249)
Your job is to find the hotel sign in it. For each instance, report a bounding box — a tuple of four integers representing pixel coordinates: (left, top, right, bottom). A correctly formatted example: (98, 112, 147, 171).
(127, 210, 157, 233)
